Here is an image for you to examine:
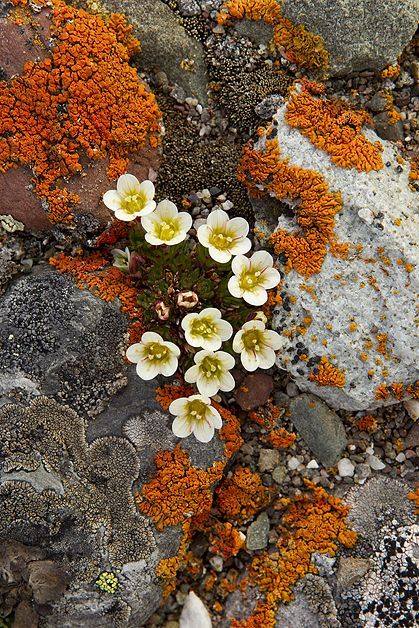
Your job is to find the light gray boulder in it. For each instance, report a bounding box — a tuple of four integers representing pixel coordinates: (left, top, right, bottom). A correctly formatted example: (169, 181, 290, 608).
(250, 93, 418, 411)
(281, 0, 419, 76)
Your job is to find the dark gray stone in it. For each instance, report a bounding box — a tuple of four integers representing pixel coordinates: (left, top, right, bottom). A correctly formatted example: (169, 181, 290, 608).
(373, 112, 404, 142)
(97, 0, 208, 103)
(281, 0, 419, 76)
(289, 394, 347, 467)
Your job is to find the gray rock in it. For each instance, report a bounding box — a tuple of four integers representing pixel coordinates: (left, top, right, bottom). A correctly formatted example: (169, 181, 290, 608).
(289, 394, 347, 467)
(258, 448, 280, 472)
(234, 19, 275, 47)
(272, 465, 287, 484)
(281, 0, 419, 76)
(275, 575, 340, 627)
(251, 92, 418, 411)
(373, 112, 404, 142)
(178, 0, 201, 16)
(246, 512, 270, 551)
(97, 0, 208, 103)
(367, 93, 388, 113)
(0, 266, 232, 626)
(337, 556, 373, 589)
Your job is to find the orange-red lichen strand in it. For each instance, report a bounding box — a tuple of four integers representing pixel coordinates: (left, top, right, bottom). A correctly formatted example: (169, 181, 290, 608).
(285, 87, 383, 172)
(216, 467, 271, 523)
(309, 356, 346, 388)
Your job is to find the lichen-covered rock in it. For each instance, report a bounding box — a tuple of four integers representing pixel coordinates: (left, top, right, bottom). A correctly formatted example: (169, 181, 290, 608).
(280, 0, 419, 76)
(0, 266, 240, 626)
(0, 0, 160, 233)
(93, 0, 209, 103)
(244, 86, 418, 410)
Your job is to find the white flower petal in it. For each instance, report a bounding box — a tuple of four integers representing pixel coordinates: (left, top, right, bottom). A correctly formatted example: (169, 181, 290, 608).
(166, 231, 187, 246)
(228, 216, 249, 238)
(230, 238, 252, 256)
(126, 343, 144, 363)
(242, 319, 265, 332)
(117, 173, 139, 196)
(219, 371, 235, 392)
(135, 360, 160, 380)
(193, 420, 215, 443)
(164, 341, 181, 357)
(201, 308, 222, 320)
(178, 212, 193, 232)
(160, 356, 178, 377)
(216, 351, 235, 370)
(114, 209, 137, 222)
(231, 254, 250, 275)
(196, 375, 220, 398)
(208, 246, 232, 264)
(140, 212, 158, 231)
(172, 416, 193, 438)
(261, 267, 281, 289)
(227, 276, 243, 298)
(242, 287, 267, 306)
(103, 190, 121, 211)
(184, 364, 200, 383)
(201, 337, 222, 351)
(139, 179, 155, 200)
(207, 209, 229, 229)
(169, 397, 189, 415)
(141, 331, 163, 343)
(216, 319, 233, 341)
(156, 198, 177, 219)
(241, 349, 259, 372)
(251, 250, 274, 269)
(139, 200, 156, 216)
(257, 346, 276, 369)
(197, 224, 211, 248)
(207, 406, 222, 429)
(145, 233, 164, 246)
(181, 313, 196, 330)
(264, 330, 282, 350)
(232, 330, 244, 353)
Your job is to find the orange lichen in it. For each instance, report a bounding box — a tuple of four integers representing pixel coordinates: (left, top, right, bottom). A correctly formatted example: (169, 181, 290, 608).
(156, 521, 191, 581)
(380, 64, 400, 80)
(356, 414, 378, 433)
(407, 486, 419, 514)
(374, 383, 390, 400)
(216, 468, 271, 523)
(309, 357, 346, 388)
(1, 0, 160, 224)
(155, 383, 195, 411)
(269, 428, 296, 449)
(210, 522, 246, 559)
(263, 287, 283, 318)
(285, 86, 383, 173)
(239, 135, 343, 276)
(217, 0, 329, 71)
(231, 481, 357, 628)
(249, 402, 282, 430)
(137, 446, 224, 531)
(408, 160, 419, 182)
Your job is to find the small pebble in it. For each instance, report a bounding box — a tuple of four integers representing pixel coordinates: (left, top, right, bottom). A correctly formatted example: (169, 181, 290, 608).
(338, 458, 355, 477)
(306, 459, 319, 469)
(287, 456, 300, 471)
(367, 454, 386, 470)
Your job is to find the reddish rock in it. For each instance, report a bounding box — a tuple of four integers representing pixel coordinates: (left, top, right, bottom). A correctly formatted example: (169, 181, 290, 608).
(235, 372, 274, 411)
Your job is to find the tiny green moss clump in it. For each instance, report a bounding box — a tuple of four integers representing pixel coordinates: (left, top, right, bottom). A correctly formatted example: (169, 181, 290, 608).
(95, 571, 121, 594)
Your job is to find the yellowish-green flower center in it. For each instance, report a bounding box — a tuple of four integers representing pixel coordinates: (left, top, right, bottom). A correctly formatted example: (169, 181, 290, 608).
(239, 269, 262, 290)
(154, 219, 178, 241)
(209, 229, 234, 250)
(146, 342, 169, 362)
(120, 191, 148, 214)
(191, 318, 217, 339)
(200, 356, 221, 379)
(242, 329, 264, 353)
(186, 399, 208, 422)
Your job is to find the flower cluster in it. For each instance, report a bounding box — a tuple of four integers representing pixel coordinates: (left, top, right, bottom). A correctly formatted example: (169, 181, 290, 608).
(103, 174, 282, 442)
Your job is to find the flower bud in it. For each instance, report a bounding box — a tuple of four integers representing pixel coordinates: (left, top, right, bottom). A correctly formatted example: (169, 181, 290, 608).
(128, 250, 144, 275)
(176, 290, 199, 309)
(111, 247, 130, 272)
(155, 301, 171, 320)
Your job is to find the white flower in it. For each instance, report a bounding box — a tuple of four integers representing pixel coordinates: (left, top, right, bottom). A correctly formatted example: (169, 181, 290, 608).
(126, 331, 180, 380)
(181, 308, 233, 351)
(232, 319, 282, 372)
(197, 209, 251, 263)
(185, 350, 235, 397)
(228, 250, 280, 305)
(141, 199, 192, 246)
(169, 394, 222, 442)
(111, 246, 131, 271)
(103, 174, 156, 221)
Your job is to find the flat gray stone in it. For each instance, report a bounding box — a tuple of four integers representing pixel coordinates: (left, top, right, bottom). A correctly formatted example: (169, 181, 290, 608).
(289, 394, 347, 467)
(246, 512, 270, 551)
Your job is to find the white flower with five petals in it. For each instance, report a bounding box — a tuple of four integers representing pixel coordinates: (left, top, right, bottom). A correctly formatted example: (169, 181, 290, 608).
(181, 308, 233, 351)
(126, 332, 180, 380)
(169, 394, 222, 442)
(228, 250, 280, 306)
(197, 209, 251, 263)
(141, 199, 192, 246)
(185, 350, 235, 397)
(232, 319, 282, 372)
(103, 174, 156, 221)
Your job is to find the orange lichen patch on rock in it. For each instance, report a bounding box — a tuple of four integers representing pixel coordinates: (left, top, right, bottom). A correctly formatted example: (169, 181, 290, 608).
(1, 0, 160, 225)
(95, 221, 131, 247)
(285, 86, 383, 173)
(407, 486, 419, 514)
(356, 414, 379, 433)
(210, 522, 246, 559)
(263, 287, 283, 319)
(249, 402, 282, 431)
(269, 427, 296, 449)
(238, 136, 343, 276)
(155, 383, 195, 411)
(380, 64, 400, 80)
(309, 356, 346, 388)
(231, 482, 357, 627)
(156, 521, 191, 581)
(273, 18, 329, 71)
(137, 446, 224, 531)
(216, 468, 271, 523)
(408, 160, 419, 182)
(217, 0, 329, 71)
(374, 381, 417, 401)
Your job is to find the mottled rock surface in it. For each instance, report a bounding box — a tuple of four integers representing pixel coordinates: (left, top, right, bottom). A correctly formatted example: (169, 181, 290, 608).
(288, 394, 347, 467)
(281, 0, 419, 76)
(0, 266, 232, 626)
(253, 97, 418, 410)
